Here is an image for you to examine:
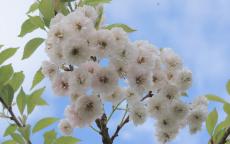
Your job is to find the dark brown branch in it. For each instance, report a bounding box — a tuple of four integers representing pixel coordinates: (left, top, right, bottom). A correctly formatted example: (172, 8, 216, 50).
(94, 91, 154, 144)
(141, 91, 154, 101)
(95, 114, 112, 144)
(111, 116, 129, 142)
(0, 97, 32, 144)
(218, 127, 230, 144)
(110, 91, 153, 143)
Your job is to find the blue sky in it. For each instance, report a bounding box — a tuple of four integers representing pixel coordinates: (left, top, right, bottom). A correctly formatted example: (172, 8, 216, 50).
(0, 0, 230, 144)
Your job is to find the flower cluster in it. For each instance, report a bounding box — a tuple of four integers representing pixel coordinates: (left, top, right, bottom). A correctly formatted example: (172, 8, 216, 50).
(42, 5, 208, 143)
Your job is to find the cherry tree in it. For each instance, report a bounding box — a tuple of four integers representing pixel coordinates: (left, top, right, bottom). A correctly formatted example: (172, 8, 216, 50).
(0, 0, 229, 144)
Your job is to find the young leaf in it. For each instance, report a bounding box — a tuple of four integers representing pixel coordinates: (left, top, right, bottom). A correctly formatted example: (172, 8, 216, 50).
(56, 136, 80, 144)
(2, 140, 17, 144)
(8, 71, 25, 92)
(0, 48, 18, 65)
(17, 88, 26, 115)
(32, 117, 59, 133)
(214, 116, 230, 136)
(223, 103, 230, 115)
(4, 124, 17, 137)
(27, 87, 47, 114)
(59, 2, 70, 15)
(10, 133, 25, 144)
(31, 68, 44, 90)
(0, 44, 4, 49)
(227, 80, 230, 95)
(0, 64, 14, 85)
(104, 23, 136, 33)
(18, 19, 38, 37)
(0, 85, 14, 107)
(43, 130, 57, 144)
(27, 2, 39, 14)
(206, 109, 218, 136)
(213, 128, 225, 144)
(29, 16, 45, 30)
(22, 37, 45, 60)
(83, 0, 111, 6)
(18, 125, 31, 142)
(39, 0, 55, 26)
(205, 94, 227, 104)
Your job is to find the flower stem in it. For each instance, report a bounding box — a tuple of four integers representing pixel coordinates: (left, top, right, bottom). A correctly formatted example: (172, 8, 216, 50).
(90, 125, 100, 134)
(107, 99, 125, 124)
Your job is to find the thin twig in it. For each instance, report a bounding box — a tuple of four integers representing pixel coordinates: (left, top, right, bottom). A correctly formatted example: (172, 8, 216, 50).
(107, 99, 125, 123)
(90, 125, 100, 134)
(111, 116, 129, 142)
(120, 104, 128, 125)
(141, 91, 154, 101)
(110, 91, 153, 142)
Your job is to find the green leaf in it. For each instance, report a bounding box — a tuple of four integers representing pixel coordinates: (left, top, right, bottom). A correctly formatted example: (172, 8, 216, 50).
(18, 19, 38, 37)
(213, 128, 225, 144)
(27, 2, 39, 14)
(59, 2, 70, 15)
(83, 0, 111, 6)
(18, 125, 31, 141)
(27, 87, 47, 114)
(8, 71, 25, 92)
(205, 94, 227, 104)
(227, 80, 230, 95)
(56, 136, 80, 144)
(11, 133, 24, 144)
(223, 103, 230, 115)
(39, 0, 55, 26)
(29, 16, 45, 30)
(22, 37, 44, 60)
(4, 124, 17, 137)
(214, 117, 230, 136)
(0, 85, 14, 107)
(17, 88, 26, 114)
(0, 64, 14, 85)
(104, 23, 136, 33)
(206, 108, 218, 136)
(0, 44, 4, 49)
(2, 140, 17, 144)
(32, 117, 59, 133)
(61, 0, 75, 2)
(43, 130, 57, 144)
(0, 48, 18, 65)
(95, 7, 103, 29)
(31, 68, 44, 90)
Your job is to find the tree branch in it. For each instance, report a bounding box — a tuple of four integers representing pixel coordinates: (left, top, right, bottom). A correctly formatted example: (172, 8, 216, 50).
(141, 91, 154, 101)
(95, 113, 112, 144)
(111, 116, 129, 142)
(0, 97, 32, 144)
(218, 127, 230, 144)
(110, 91, 153, 142)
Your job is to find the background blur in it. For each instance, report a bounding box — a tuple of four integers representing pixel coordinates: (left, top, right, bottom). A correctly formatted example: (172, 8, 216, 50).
(1, 0, 230, 143)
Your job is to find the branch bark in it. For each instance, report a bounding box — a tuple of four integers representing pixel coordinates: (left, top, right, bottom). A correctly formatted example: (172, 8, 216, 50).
(218, 127, 230, 144)
(111, 116, 129, 142)
(95, 114, 113, 144)
(95, 91, 154, 144)
(0, 97, 32, 144)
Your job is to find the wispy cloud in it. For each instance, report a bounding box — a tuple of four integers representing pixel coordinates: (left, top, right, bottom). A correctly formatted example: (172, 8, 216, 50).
(1, 0, 230, 143)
